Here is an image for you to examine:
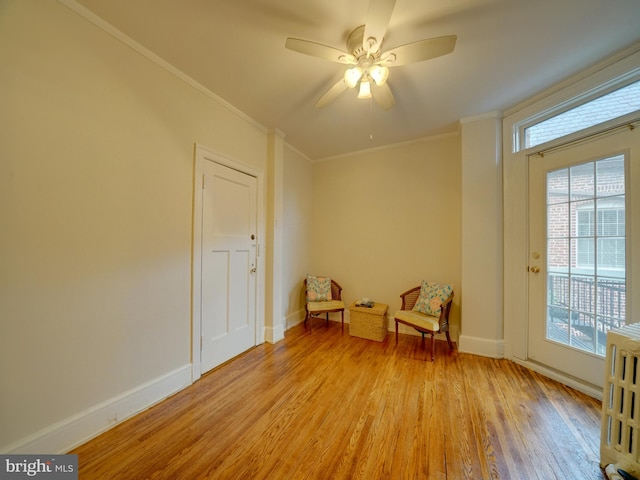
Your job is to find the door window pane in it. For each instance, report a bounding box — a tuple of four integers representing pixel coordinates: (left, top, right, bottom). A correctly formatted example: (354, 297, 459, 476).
(546, 154, 626, 356)
(570, 162, 595, 201)
(596, 156, 625, 197)
(547, 168, 569, 204)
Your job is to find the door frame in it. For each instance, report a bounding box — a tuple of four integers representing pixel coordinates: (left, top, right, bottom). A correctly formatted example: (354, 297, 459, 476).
(503, 50, 640, 399)
(527, 138, 631, 388)
(191, 144, 265, 382)
(503, 118, 639, 399)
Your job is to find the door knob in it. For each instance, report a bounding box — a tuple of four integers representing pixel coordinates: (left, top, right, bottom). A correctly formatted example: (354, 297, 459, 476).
(530, 266, 540, 274)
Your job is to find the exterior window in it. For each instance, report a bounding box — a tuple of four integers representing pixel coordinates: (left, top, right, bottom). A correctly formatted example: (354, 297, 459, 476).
(524, 80, 640, 149)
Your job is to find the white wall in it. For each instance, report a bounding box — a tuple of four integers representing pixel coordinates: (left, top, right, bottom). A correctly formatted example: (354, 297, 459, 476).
(0, 0, 267, 452)
(282, 145, 314, 328)
(458, 114, 504, 357)
(310, 135, 462, 336)
(265, 131, 286, 343)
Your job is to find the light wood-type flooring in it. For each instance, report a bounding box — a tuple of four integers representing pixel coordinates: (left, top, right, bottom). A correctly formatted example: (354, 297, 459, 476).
(71, 322, 607, 479)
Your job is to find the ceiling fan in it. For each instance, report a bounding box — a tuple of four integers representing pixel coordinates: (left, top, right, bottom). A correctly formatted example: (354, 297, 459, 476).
(285, 0, 457, 110)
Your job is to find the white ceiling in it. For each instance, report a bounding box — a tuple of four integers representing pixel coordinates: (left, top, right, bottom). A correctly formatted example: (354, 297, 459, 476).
(73, 0, 640, 160)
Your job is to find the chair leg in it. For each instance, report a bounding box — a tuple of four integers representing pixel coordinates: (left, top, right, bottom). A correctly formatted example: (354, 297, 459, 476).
(445, 331, 454, 352)
(341, 310, 344, 334)
(395, 321, 399, 344)
(325, 313, 329, 328)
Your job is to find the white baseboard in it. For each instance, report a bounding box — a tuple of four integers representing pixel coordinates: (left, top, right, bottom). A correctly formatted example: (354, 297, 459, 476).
(264, 323, 285, 343)
(510, 358, 603, 400)
(285, 309, 305, 330)
(458, 335, 505, 358)
(2, 364, 192, 454)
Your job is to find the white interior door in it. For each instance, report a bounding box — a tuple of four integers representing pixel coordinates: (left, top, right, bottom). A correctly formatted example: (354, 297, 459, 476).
(200, 161, 257, 374)
(528, 126, 640, 388)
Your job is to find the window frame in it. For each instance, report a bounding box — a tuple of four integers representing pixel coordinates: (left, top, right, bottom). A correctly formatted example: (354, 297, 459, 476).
(511, 66, 640, 154)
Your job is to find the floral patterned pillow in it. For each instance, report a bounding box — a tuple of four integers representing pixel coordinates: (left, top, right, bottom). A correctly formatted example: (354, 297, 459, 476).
(412, 281, 453, 316)
(306, 275, 333, 302)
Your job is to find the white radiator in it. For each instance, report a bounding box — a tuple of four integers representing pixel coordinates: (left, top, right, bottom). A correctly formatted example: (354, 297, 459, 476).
(601, 323, 640, 476)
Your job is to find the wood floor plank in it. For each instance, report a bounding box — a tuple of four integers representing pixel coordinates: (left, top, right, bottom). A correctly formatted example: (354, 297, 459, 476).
(71, 323, 607, 479)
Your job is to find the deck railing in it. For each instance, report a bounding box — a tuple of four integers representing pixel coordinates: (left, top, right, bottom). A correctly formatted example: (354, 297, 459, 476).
(547, 272, 626, 354)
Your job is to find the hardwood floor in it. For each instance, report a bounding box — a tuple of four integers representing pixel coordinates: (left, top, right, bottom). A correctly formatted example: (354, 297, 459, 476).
(71, 322, 607, 479)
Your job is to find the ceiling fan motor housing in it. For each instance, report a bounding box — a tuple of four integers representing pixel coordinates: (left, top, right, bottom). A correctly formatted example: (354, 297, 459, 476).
(347, 25, 380, 59)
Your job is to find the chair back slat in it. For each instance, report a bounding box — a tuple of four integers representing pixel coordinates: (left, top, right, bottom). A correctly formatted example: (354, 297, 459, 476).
(400, 286, 421, 310)
(439, 292, 454, 329)
(330, 280, 342, 301)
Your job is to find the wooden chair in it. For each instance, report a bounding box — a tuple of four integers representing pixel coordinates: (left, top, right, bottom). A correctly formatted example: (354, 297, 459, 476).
(394, 285, 454, 361)
(304, 277, 345, 334)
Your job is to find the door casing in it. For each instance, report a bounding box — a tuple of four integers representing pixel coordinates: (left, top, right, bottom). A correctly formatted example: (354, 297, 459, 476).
(192, 144, 265, 381)
(503, 49, 640, 398)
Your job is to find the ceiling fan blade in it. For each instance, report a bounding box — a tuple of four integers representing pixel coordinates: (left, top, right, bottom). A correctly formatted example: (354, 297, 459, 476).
(285, 38, 356, 64)
(372, 82, 395, 110)
(363, 0, 396, 53)
(380, 35, 457, 67)
(315, 79, 349, 108)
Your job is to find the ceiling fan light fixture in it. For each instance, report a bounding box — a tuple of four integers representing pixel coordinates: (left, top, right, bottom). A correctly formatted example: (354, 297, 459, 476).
(357, 77, 372, 99)
(344, 66, 363, 88)
(285, 0, 457, 110)
(369, 65, 389, 86)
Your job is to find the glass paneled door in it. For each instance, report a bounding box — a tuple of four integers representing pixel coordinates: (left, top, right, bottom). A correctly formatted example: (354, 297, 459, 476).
(528, 126, 639, 388)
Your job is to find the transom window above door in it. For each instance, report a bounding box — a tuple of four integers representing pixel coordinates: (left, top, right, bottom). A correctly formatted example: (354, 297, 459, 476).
(522, 79, 640, 150)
